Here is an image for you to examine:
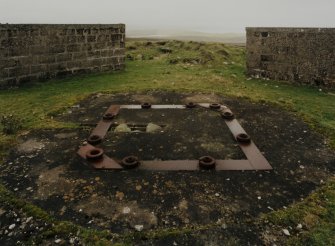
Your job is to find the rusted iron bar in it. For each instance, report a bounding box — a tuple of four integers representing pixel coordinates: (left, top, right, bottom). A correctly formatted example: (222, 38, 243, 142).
(89, 105, 120, 143)
(77, 146, 255, 171)
(139, 160, 253, 171)
(224, 119, 272, 170)
(120, 103, 227, 110)
(120, 105, 186, 109)
(78, 103, 272, 171)
(77, 144, 123, 169)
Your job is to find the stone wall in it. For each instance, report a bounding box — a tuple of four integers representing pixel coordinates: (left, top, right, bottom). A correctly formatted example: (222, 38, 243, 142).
(246, 27, 335, 87)
(0, 24, 125, 87)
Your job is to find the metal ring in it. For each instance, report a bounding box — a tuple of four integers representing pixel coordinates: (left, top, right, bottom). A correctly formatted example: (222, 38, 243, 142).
(86, 148, 104, 161)
(221, 111, 234, 120)
(199, 156, 216, 170)
(121, 156, 140, 169)
(87, 135, 102, 145)
(141, 103, 152, 109)
(103, 113, 115, 120)
(236, 133, 251, 144)
(209, 103, 221, 110)
(185, 102, 197, 108)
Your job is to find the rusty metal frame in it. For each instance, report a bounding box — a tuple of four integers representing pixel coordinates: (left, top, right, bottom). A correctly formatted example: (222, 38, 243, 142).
(77, 103, 272, 171)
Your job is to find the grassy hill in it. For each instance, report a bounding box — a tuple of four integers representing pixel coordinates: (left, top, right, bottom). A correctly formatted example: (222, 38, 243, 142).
(127, 29, 246, 44)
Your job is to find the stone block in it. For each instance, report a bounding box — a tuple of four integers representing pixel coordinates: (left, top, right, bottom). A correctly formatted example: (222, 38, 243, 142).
(87, 50, 101, 57)
(31, 64, 48, 74)
(48, 62, 67, 71)
(72, 52, 87, 60)
(89, 28, 100, 35)
(56, 53, 72, 63)
(66, 29, 76, 36)
(1, 77, 18, 87)
(97, 35, 109, 43)
(0, 58, 17, 69)
(0, 79, 7, 87)
(56, 70, 73, 77)
(30, 45, 50, 55)
(8, 47, 29, 57)
(18, 74, 39, 84)
(49, 45, 66, 54)
(87, 36, 96, 42)
(94, 42, 107, 50)
(66, 36, 78, 43)
(67, 44, 81, 52)
(114, 48, 125, 56)
(0, 47, 8, 57)
(81, 43, 93, 51)
(67, 60, 83, 68)
(39, 55, 56, 64)
(76, 35, 86, 43)
(72, 68, 92, 75)
(8, 66, 30, 77)
(88, 58, 103, 67)
(0, 68, 8, 77)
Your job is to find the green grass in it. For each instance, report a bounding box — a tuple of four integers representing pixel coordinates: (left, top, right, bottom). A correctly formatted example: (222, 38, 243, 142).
(263, 177, 335, 245)
(0, 39, 334, 244)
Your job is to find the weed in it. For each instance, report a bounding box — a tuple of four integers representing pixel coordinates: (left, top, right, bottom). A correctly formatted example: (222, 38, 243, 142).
(0, 114, 23, 134)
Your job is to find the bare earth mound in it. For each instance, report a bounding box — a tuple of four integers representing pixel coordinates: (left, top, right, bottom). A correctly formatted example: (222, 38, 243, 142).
(1, 92, 334, 245)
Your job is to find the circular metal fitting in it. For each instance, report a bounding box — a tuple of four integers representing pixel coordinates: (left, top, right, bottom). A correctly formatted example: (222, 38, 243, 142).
(236, 133, 251, 144)
(221, 111, 234, 120)
(185, 102, 196, 108)
(87, 135, 103, 145)
(103, 112, 115, 120)
(209, 103, 221, 110)
(199, 156, 216, 170)
(86, 148, 104, 161)
(141, 103, 152, 109)
(121, 156, 140, 169)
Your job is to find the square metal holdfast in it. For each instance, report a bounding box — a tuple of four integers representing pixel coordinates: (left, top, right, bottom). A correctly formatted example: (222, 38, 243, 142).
(77, 102, 272, 171)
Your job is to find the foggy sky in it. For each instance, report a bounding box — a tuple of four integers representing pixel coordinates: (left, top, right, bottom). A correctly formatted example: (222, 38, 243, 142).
(0, 0, 334, 33)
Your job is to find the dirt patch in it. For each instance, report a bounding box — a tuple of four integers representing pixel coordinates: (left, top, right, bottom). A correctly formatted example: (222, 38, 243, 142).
(76, 196, 157, 230)
(130, 94, 158, 103)
(36, 166, 73, 200)
(1, 91, 334, 245)
(54, 132, 77, 139)
(17, 139, 45, 153)
(184, 94, 222, 103)
(200, 142, 226, 154)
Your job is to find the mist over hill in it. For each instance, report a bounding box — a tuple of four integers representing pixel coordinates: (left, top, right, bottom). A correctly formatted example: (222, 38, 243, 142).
(127, 29, 246, 44)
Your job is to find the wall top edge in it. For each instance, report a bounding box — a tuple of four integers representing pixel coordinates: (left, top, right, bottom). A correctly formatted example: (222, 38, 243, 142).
(0, 23, 125, 30)
(245, 27, 335, 32)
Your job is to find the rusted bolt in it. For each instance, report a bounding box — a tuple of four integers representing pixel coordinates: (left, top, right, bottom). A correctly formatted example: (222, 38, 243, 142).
(103, 112, 115, 120)
(86, 148, 104, 161)
(199, 156, 216, 170)
(236, 133, 251, 144)
(141, 103, 151, 109)
(185, 102, 196, 108)
(87, 135, 102, 145)
(121, 156, 140, 169)
(209, 103, 221, 110)
(221, 111, 234, 120)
